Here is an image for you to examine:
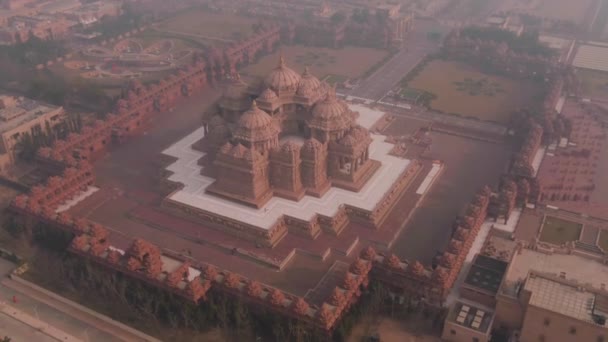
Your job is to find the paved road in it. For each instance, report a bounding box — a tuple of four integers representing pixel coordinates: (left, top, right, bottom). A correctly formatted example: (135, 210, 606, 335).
(347, 19, 448, 101)
(0, 259, 158, 342)
(0, 309, 58, 342)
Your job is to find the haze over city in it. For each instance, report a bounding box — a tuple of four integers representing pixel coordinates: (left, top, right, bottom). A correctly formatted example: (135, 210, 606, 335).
(0, 0, 606, 341)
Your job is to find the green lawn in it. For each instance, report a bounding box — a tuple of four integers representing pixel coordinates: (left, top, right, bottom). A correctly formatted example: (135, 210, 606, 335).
(539, 216, 582, 245)
(399, 88, 425, 102)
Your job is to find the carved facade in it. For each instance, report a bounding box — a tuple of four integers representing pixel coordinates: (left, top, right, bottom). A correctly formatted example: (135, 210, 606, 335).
(204, 57, 379, 208)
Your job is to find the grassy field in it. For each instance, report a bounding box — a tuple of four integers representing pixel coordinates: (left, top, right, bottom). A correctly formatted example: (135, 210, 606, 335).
(243, 46, 388, 81)
(539, 216, 582, 245)
(577, 68, 608, 98)
(157, 10, 260, 41)
(408, 60, 541, 123)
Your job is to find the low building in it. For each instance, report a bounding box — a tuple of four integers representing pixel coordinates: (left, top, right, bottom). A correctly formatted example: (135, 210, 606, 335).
(518, 272, 608, 342)
(442, 300, 495, 342)
(495, 245, 608, 338)
(460, 254, 508, 308)
(0, 14, 74, 44)
(0, 95, 65, 173)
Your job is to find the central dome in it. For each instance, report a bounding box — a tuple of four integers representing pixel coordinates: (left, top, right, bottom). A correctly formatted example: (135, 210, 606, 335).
(233, 100, 280, 143)
(264, 56, 301, 94)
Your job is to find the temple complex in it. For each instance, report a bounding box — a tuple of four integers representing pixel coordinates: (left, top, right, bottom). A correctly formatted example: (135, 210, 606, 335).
(162, 57, 420, 247)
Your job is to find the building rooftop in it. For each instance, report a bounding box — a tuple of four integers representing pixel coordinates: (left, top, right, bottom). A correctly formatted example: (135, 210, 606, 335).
(464, 255, 508, 295)
(501, 247, 608, 298)
(447, 300, 494, 333)
(0, 95, 61, 134)
(525, 273, 608, 327)
(573, 44, 608, 72)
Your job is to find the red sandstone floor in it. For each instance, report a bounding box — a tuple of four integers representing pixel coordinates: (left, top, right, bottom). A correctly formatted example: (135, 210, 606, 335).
(65, 88, 513, 302)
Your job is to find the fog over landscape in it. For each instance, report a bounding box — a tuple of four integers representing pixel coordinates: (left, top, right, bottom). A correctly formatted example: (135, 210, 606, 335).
(0, 0, 607, 341)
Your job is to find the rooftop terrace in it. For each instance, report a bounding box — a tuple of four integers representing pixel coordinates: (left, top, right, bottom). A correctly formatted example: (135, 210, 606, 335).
(464, 255, 508, 295)
(525, 273, 608, 327)
(501, 247, 608, 298)
(447, 300, 494, 333)
(0, 95, 61, 134)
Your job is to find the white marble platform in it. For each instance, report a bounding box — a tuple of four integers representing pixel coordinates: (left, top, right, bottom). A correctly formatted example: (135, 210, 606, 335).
(416, 162, 441, 195)
(162, 105, 410, 230)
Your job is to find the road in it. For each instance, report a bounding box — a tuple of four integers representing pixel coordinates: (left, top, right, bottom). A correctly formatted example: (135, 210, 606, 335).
(0, 259, 159, 342)
(0, 309, 58, 342)
(347, 19, 448, 101)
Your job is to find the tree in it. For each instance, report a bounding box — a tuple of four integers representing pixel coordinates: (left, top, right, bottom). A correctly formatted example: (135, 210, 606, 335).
(2, 336, 11, 342)
(331, 12, 346, 25)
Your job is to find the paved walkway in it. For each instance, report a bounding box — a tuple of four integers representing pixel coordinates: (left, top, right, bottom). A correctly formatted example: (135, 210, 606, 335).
(346, 19, 448, 101)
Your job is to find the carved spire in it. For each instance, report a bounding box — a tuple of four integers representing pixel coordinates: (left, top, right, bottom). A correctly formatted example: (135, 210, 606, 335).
(278, 55, 285, 68)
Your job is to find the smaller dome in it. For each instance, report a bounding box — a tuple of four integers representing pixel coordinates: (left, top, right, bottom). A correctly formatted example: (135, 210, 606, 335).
(258, 88, 278, 102)
(234, 100, 280, 143)
(297, 67, 321, 97)
(301, 138, 323, 157)
(265, 56, 301, 93)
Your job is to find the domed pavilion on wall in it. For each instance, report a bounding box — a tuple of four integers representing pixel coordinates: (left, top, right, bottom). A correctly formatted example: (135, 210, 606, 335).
(203, 57, 380, 208)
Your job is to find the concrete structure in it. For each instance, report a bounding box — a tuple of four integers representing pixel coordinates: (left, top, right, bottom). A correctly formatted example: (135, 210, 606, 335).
(573, 43, 608, 72)
(0, 95, 65, 173)
(442, 300, 494, 342)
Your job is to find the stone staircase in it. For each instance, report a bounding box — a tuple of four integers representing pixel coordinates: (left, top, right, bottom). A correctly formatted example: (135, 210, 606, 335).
(575, 225, 603, 255)
(575, 241, 604, 255)
(581, 225, 600, 245)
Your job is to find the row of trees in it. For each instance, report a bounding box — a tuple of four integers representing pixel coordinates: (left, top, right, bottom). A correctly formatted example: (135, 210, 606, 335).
(15, 113, 83, 161)
(7, 214, 448, 342)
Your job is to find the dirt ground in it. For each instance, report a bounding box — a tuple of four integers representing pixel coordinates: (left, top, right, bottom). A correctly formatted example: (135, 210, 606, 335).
(243, 46, 388, 81)
(409, 60, 541, 124)
(387, 117, 512, 263)
(157, 10, 260, 41)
